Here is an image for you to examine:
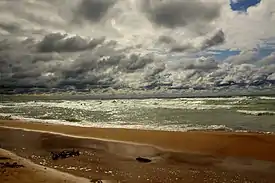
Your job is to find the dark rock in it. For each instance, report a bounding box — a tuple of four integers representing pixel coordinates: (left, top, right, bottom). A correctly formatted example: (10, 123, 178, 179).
(0, 162, 24, 168)
(90, 179, 103, 183)
(136, 157, 152, 163)
(50, 149, 80, 161)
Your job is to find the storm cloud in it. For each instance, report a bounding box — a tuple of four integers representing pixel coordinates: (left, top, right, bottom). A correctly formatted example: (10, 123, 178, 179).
(224, 50, 258, 65)
(0, 0, 275, 94)
(74, 0, 117, 22)
(37, 33, 105, 52)
(142, 0, 220, 28)
(201, 30, 225, 50)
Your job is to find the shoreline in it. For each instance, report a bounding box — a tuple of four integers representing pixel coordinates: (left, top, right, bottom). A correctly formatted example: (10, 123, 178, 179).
(2, 91, 275, 100)
(1, 114, 275, 135)
(1, 120, 275, 182)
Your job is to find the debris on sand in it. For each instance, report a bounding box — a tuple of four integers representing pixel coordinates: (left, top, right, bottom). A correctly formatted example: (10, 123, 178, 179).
(0, 156, 11, 160)
(0, 162, 24, 168)
(90, 179, 103, 183)
(50, 149, 80, 160)
(136, 157, 152, 163)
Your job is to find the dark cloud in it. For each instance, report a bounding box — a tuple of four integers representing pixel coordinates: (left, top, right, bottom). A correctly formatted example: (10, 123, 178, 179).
(158, 35, 176, 45)
(158, 35, 192, 52)
(0, 31, 274, 92)
(224, 50, 258, 65)
(37, 33, 105, 52)
(147, 63, 166, 77)
(144, 63, 166, 85)
(186, 57, 218, 71)
(0, 34, 156, 90)
(201, 30, 225, 50)
(172, 57, 218, 72)
(257, 52, 275, 65)
(170, 44, 192, 52)
(0, 23, 21, 34)
(142, 0, 220, 28)
(122, 54, 154, 72)
(74, 0, 117, 22)
(158, 30, 225, 53)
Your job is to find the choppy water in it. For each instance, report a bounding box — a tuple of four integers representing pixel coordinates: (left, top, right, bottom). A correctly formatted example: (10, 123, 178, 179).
(1, 96, 275, 133)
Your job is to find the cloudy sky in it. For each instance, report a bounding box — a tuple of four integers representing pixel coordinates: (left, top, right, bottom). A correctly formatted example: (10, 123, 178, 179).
(0, 0, 275, 93)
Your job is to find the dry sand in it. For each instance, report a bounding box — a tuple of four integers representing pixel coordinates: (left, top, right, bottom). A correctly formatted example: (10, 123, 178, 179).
(0, 149, 92, 183)
(1, 120, 275, 182)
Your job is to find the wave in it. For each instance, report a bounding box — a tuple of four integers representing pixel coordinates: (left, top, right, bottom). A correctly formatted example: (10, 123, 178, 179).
(237, 110, 275, 116)
(178, 96, 251, 101)
(1, 99, 234, 111)
(2, 113, 274, 134)
(0, 113, 233, 132)
(258, 96, 275, 100)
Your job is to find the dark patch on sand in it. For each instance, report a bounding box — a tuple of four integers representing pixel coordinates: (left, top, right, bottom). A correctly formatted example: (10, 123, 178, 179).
(0, 162, 24, 168)
(51, 149, 80, 160)
(0, 156, 11, 160)
(135, 156, 152, 163)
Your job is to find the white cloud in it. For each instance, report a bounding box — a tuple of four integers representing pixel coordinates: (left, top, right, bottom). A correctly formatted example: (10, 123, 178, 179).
(267, 72, 275, 80)
(214, 0, 275, 50)
(224, 50, 258, 65)
(256, 52, 275, 66)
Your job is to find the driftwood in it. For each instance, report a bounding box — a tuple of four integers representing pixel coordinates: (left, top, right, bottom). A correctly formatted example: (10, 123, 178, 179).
(136, 157, 152, 163)
(50, 149, 80, 160)
(0, 162, 24, 168)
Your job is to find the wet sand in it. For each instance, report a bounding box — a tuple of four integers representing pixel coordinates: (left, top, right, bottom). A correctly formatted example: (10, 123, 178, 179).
(2, 120, 275, 161)
(1, 120, 275, 182)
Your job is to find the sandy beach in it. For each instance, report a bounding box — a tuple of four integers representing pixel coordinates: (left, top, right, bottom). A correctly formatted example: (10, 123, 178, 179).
(1, 120, 275, 182)
(0, 149, 92, 183)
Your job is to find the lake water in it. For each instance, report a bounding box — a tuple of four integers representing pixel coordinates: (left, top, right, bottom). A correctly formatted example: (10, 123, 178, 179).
(1, 96, 275, 133)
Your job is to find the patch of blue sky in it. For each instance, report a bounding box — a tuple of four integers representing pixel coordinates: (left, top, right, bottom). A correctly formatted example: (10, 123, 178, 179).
(230, 0, 261, 12)
(164, 0, 273, 62)
(206, 49, 240, 61)
(204, 0, 275, 61)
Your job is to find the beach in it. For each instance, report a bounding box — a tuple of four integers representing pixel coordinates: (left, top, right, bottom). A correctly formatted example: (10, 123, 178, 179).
(0, 149, 91, 183)
(1, 0, 275, 182)
(1, 120, 275, 183)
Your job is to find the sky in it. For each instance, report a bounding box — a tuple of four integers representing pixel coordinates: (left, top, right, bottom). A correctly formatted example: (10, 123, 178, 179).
(230, 0, 261, 11)
(0, 0, 275, 93)
(213, 0, 273, 59)
(220, 0, 266, 59)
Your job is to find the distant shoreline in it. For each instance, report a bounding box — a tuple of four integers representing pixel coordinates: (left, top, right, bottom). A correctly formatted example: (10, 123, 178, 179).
(1, 91, 275, 101)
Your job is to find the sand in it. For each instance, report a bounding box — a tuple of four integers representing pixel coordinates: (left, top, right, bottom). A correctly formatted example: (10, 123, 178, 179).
(1, 120, 275, 162)
(0, 149, 92, 183)
(1, 120, 275, 182)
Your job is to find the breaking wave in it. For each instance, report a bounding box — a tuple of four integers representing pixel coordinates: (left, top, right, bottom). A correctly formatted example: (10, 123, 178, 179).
(259, 96, 275, 100)
(0, 113, 233, 132)
(237, 110, 275, 116)
(0, 99, 234, 111)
